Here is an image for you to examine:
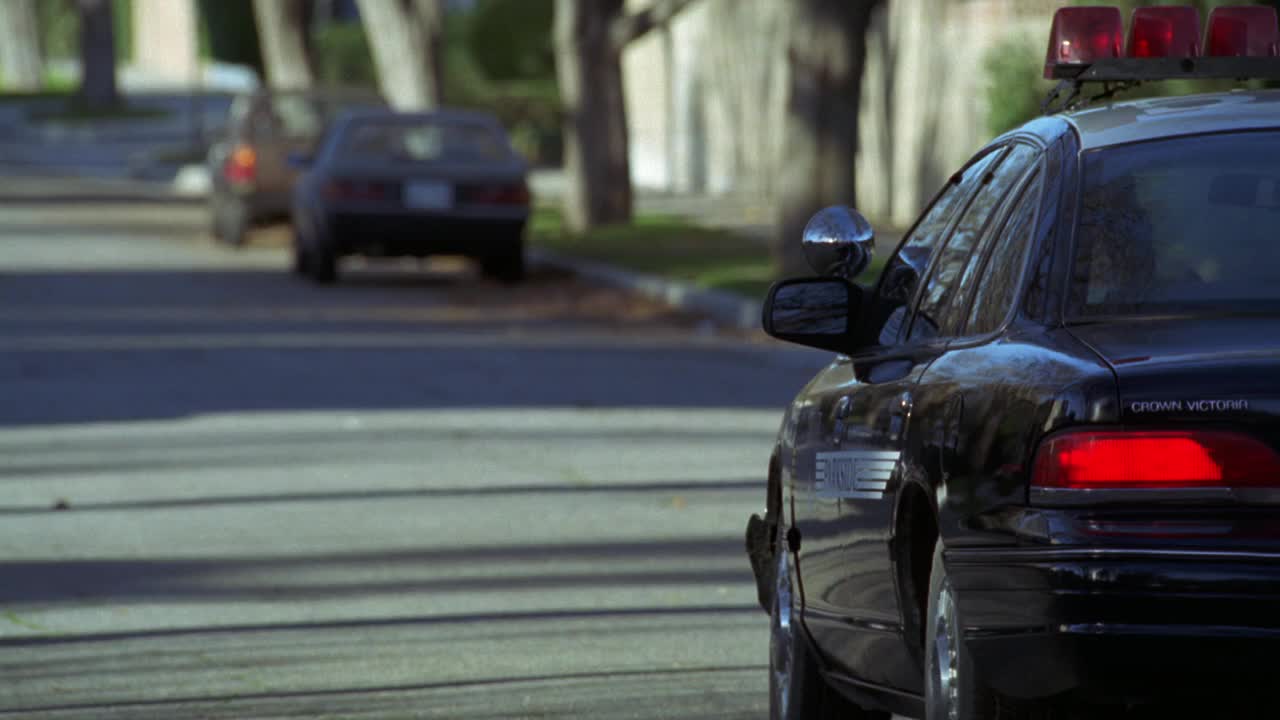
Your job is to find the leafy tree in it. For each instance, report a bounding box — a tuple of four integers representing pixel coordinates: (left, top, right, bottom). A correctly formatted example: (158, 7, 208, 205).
(773, 0, 883, 276)
(253, 0, 314, 88)
(553, 0, 696, 233)
(468, 0, 554, 82)
(0, 0, 43, 90)
(77, 0, 118, 108)
(198, 0, 264, 77)
(356, 0, 444, 109)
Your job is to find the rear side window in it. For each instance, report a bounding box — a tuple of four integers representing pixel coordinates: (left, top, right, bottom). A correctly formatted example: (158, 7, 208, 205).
(1072, 131, 1280, 316)
(910, 144, 1039, 341)
(868, 149, 1001, 346)
(341, 120, 512, 163)
(966, 172, 1044, 336)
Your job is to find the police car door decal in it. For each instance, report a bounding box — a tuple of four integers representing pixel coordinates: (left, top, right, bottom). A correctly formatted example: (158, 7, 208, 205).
(814, 450, 900, 500)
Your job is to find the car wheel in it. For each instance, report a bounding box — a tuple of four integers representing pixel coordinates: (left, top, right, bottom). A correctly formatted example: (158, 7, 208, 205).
(306, 245, 338, 285)
(214, 196, 250, 248)
(209, 195, 225, 242)
(481, 244, 525, 284)
(925, 539, 1000, 720)
(770, 533, 887, 720)
(291, 230, 309, 276)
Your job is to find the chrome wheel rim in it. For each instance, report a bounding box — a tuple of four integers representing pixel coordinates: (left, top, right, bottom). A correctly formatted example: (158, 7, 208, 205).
(932, 580, 961, 720)
(769, 545, 793, 719)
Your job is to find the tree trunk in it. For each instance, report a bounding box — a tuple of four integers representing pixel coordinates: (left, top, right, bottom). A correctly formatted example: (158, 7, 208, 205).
(0, 0, 43, 91)
(356, 0, 443, 110)
(553, 0, 631, 234)
(773, 0, 880, 277)
(252, 0, 314, 89)
(77, 0, 118, 109)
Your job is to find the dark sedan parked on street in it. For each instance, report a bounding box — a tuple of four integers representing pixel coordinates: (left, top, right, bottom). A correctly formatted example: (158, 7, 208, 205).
(747, 7, 1280, 719)
(290, 109, 531, 285)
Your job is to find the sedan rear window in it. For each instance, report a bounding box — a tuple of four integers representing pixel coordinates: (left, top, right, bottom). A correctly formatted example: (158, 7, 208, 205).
(340, 119, 511, 163)
(1071, 131, 1280, 317)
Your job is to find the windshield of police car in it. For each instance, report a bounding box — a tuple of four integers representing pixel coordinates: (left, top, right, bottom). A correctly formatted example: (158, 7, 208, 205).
(1072, 130, 1280, 317)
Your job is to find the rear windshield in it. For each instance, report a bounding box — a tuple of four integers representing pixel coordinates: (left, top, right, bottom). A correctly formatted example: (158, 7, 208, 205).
(339, 119, 511, 163)
(1071, 130, 1280, 317)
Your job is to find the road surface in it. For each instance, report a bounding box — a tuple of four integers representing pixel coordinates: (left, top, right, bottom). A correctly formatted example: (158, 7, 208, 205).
(0, 193, 831, 719)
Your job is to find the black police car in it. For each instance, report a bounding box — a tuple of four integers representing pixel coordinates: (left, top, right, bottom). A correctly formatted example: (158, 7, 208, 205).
(746, 6, 1280, 719)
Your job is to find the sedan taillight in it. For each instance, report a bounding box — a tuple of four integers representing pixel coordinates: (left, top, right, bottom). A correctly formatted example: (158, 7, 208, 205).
(461, 183, 531, 206)
(1031, 429, 1280, 490)
(223, 144, 257, 184)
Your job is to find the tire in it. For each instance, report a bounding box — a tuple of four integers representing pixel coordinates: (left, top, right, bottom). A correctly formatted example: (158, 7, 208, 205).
(770, 533, 888, 720)
(925, 539, 1001, 720)
(306, 244, 338, 285)
(291, 230, 309, 276)
(212, 194, 250, 248)
(209, 196, 224, 242)
(480, 243, 525, 284)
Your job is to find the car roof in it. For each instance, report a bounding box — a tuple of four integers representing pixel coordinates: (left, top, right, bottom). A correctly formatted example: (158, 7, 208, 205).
(335, 107, 504, 127)
(1062, 89, 1280, 150)
(245, 86, 383, 101)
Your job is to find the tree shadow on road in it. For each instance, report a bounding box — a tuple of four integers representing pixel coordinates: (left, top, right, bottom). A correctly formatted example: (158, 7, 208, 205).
(0, 266, 819, 426)
(0, 536, 757, 609)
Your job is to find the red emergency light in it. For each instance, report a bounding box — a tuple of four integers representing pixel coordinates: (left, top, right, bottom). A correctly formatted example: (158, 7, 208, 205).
(1206, 6, 1279, 57)
(1045, 6, 1124, 78)
(1127, 6, 1201, 58)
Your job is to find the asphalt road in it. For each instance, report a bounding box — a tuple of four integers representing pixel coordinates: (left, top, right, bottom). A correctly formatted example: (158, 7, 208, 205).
(0, 194, 832, 719)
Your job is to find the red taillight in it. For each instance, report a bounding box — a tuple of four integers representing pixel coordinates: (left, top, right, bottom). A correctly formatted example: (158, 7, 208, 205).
(1206, 6, 1279, 57)
(1044, 7, 1125, 78)
(324, 179, 393, 202)
(223, 144, 257, 184)
(1127, 7, 1201, 58)
(462, 183, 531, 206)
(1032, 430, 1280, 491)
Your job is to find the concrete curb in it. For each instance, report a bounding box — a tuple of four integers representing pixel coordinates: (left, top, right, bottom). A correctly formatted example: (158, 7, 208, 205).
(528, 248, 763, 331)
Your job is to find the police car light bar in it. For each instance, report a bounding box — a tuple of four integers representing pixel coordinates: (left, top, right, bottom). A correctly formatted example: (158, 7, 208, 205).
(1128, 6, 1200, 58)
(1044, 6, 1123, 78)
(1045, 5, 1280, 81)
(1206, 6, 1279, 57)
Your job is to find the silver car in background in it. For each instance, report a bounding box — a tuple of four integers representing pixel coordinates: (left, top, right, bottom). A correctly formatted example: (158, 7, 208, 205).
(290, 109, 531, 284)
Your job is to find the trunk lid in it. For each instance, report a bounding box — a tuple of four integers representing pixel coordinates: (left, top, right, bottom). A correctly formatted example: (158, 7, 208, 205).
(1057, 318, 1280, 543)
(1068, 316, 1280, 443)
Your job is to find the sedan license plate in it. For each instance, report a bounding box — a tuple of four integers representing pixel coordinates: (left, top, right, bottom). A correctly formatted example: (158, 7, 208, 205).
(403, 181, 453, 211)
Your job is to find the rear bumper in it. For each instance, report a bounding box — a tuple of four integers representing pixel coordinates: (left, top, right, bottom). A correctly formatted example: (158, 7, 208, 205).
(327, 210, 527, 258)
(214, 183, 292, 223)
(947, 546, 1280, 702)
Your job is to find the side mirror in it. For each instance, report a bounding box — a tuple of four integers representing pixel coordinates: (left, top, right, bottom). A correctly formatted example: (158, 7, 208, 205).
(287, 151, 313, 170)
(803, 206, 875, 279)
(763, 277, 863, 354)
